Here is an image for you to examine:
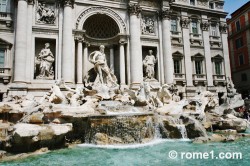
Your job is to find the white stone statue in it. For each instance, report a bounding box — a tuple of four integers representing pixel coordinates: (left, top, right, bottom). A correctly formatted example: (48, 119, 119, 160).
(36, 43, 55, 80)
(40, 80, 67, 104)
(63, 82, 86, 107)
(143, 50, 157, 80)
(88, 45, 117, 87)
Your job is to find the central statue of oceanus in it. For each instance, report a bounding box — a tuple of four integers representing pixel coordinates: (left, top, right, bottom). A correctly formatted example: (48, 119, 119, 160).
(88, 45, 117, 87)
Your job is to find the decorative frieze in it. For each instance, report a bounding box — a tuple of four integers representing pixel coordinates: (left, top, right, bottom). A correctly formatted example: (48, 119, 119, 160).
(128, 3, 142, 17)
(197, 0, 209, 7)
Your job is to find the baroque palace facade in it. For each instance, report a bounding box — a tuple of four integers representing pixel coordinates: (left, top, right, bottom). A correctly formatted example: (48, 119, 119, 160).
(0, 0, 230, 100)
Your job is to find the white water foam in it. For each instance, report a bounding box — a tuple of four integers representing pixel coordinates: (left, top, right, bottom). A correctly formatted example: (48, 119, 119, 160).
(78, 139, 190, 149)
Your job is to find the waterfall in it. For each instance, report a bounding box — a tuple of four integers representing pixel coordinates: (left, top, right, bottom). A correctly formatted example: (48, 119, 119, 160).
(176, 124, 188, 139)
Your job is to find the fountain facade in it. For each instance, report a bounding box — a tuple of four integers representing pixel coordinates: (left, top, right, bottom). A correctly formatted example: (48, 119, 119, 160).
(0, 0, 249, 160)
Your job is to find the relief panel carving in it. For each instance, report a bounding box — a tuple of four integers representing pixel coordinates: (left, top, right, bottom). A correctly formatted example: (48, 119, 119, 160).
(141, 15, 156, 35)
(36, 1, 56, 25)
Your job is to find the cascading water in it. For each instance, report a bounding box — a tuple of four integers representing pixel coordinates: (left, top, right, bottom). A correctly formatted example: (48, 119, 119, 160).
(176, 124, 188, 139)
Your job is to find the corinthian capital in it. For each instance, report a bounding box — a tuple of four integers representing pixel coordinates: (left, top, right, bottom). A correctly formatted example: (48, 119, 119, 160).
(219, 23, 227, 34)
(161, 9, 172, 20)
(180, 18, 190, 29)
(27, 0, 34, 5)
(201, 21, 210, 31)
(62, 0, 75, 8)
(128, 3, 142, 17)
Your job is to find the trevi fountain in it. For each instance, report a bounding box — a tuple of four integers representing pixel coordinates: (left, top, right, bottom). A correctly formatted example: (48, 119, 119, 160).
(0, 45, 249, 165)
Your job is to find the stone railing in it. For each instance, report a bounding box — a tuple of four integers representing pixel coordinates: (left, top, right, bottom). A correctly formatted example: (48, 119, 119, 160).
(0, 67, 11, 84)
(193, 74, 206, 80)
(0, 12, 12, 27)
(213, 74, 226, 86)
(193, 74, 207, 86)
(174, 73, 186, 85)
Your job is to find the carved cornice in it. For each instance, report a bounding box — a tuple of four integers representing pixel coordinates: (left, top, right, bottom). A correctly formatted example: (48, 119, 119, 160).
(62, 0, 75, 8)
(128, 3, 142, 17)
(180, 18, 190, 29)
(201, 21, 210, 31)
(219, 23, 227, 34)
(161, 9, 172, 20)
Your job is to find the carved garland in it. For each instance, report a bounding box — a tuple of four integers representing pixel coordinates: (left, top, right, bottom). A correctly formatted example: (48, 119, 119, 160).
(76, 7, 127, 33)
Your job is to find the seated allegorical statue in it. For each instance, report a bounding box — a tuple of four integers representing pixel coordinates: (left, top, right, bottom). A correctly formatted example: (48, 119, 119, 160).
(88, 45, 117, 87)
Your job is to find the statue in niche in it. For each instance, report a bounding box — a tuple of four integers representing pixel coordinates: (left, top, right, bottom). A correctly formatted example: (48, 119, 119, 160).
(141, 17, 155, 35)
(143, 50, 157, 81)
(88, 45, 117, 87)
(36, 2, 56, 24)
(35, 43, 55, 80)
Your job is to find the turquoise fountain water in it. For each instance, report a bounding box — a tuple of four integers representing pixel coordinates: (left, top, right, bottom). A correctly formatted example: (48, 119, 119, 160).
(2, 138, 250, 166)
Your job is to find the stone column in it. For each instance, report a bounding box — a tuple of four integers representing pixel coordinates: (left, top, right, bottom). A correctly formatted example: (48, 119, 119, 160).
(62, 0, 74, 83)
(76, 37, 83, 84)
(83, 43, 89, 77)
(201, 20, 213, 86)
(119, 41, 126, 85)
(26, 0, 34, 82)
(161, 9, 174, 84)
(128, 3, 143, 88)
(181, 17, 193, 86)
(110, 47, 114, 72)
(220, 22, 232, 78)
(14, 0, 28, 82)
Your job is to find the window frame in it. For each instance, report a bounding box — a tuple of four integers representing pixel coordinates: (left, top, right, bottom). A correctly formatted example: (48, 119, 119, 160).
(236, 20, 241, 32)
(241, 73, 247, 82)
(171, 19, 178, 32)
(235, 37, 243, 49)
(0, 48, 5, 68)
(173, 59, 181, 74)
(190, 0, 195, 6)
(238, 54, 244, 66)
(209, 2, 214, 9)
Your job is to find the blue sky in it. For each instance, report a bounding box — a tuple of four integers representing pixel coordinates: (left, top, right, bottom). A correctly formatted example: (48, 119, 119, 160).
(224, 0, 249, 17)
